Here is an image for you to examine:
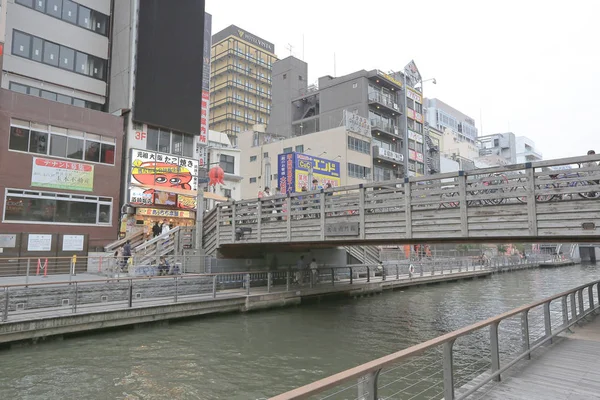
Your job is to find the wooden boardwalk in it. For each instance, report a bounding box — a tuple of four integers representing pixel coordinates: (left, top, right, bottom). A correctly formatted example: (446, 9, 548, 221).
(202, 155, 600, 256)
(463, 317, 600, 400)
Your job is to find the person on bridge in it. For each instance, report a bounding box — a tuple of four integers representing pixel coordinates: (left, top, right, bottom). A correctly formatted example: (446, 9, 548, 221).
(152, 221, 161, 238)
(123, 241, 132, 266)
(310, 258, 319, 285)
(161, 219, 170, 235)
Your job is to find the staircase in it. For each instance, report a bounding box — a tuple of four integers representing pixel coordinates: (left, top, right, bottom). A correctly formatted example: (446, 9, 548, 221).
(105, 230, 145, 253)
(344, 245, 381, 265)
(133, 226, 194, 265)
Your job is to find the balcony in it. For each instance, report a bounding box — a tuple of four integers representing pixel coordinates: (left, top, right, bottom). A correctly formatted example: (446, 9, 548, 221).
(520, 148, 543, 160)
(373, 146, 404, 163)
(211, 80, 272, 101)
(211, 48, 274, 70)
(368, 92, 400, 114)
(371, 119, 399, 136)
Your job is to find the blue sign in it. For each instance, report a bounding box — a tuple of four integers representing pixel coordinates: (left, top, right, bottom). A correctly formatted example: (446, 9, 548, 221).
(277, 152, 341, 194)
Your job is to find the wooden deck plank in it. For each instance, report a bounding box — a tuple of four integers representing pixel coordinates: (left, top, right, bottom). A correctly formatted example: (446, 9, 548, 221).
(468, 318, 600, 400)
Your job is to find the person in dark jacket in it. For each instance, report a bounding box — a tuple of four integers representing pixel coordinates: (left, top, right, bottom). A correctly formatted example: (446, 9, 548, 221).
(123, 241, 132, 265)
(152, 221, 161, 237)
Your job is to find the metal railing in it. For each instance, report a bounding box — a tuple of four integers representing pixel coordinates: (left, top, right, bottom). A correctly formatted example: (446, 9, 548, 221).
(0, 255, 572, 323)
(210, 154, 600, 247)
(270, 279, 600, 400)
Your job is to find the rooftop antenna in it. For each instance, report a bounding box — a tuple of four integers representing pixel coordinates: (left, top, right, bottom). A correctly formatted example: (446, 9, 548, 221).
(286, 43, 294, 56)
(334, 53, 336, 77)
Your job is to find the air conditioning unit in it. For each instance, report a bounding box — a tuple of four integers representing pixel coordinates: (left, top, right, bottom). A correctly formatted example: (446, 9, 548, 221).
(393, 103, 399, 110)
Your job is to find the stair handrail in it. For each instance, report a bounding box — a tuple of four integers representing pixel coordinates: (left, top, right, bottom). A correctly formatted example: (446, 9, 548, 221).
(105, 230, 144, 252)
(133, 226, 181, 253)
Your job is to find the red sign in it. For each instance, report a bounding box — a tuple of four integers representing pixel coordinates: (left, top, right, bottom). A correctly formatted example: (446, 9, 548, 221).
(199, 91, 209, 145)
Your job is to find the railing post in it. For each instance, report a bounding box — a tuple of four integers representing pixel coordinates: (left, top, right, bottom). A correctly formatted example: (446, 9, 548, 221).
(404, 179, 412, 239)
(73, 282, 78, 313)
(320, 191, 326, 241)
(231, 202, 237, 242)
(331, 268, 335, 286)
(357, 370, 380, 400)
(521, 310, 531, 360)
(286, 270, 290, 292)
(589, 285, 595, 310)
(245, 273, 251, 295)
(257, 200, 262, 242)
(443, 340, 455, 400)
(174, 277, 179, 303)
(286, 196, 292, 241)
(543, 302, 552, 344)
(562, 295, 569, 325)
(490, 322, 501, 382)
(358, 185, 365, 240)
(525, 164, 538, 237)
(25, 258, 31, 287)
(350, 267, 353, 284)
(578, 289, 584, 316)
(420, 263, 424, 277)
(366, 266, 370, 283)
(458, 171, 468, 237)
(212, 275, 217, 298)
(381, 265, 386, 281)
(128, 280, 133, 308)
(570, 292, 577, 320)
(267, 272, 272, 293)
(396, 264, 399, 280)
(2, 287, 9, 322)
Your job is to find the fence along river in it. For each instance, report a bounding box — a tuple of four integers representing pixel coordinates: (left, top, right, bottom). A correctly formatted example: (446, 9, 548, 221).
(0, 263, 597, 399)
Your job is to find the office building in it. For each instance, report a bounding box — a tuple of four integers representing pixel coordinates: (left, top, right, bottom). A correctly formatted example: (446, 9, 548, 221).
(210, 25, 277, 145)
(0, 0, 125, 252)
(477, 132, 517, 165)
(268, 56, 430, 180)
(108, 0, 209, 237)
(238, 125, 372, 199)
(424, 98, 478, 143)
(2, 0, 110, 110)
(516, 136, 543, 163)
(205, 129, 242, 208)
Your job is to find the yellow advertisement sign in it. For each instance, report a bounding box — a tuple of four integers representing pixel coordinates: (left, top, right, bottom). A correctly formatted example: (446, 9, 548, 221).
(294, 171, 341, 192)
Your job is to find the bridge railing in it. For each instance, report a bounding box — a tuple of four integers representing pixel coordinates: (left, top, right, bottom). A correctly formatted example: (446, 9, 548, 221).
(269, 279, 600, 400)
(210, 154, 600, 247)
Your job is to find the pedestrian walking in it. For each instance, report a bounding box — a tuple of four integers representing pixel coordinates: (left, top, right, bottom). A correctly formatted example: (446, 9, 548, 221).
(122, 240, 132, 268)
(309, 258, 319, 285)
(161, 219, 170, 235)
(295, 255, 305, 284)
(152, 221, 161, 237)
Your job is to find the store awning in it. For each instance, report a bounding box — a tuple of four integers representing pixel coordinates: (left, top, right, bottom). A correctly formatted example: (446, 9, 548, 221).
(130, 184, 228, 202)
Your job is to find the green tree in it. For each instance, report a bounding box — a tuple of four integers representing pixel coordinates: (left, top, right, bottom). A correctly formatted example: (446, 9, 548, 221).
(497, 244, 508, 255)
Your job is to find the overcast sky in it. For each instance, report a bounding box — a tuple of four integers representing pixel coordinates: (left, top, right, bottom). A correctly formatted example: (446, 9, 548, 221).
(207, 0, 599, 160)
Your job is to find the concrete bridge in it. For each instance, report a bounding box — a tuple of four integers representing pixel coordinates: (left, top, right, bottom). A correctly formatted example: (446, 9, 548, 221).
(203, 155, 600, 258)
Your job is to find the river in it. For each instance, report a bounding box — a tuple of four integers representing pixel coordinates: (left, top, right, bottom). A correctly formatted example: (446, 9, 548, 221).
(0, 263, 598, 399)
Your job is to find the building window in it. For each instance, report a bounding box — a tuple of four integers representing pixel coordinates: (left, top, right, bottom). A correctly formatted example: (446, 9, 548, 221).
(8, 119, 116, 165)
(220, 154, 235, 174)
(348, 163, 371, 179)
(4, 189, 112, 225)
(263, 152, 269, 158)
(223, 189, 232, 199)
(249, 177, 257, 183)
(352, 82, 358, 88)
(15, 0, 110, 36)
(295, 145, 304, 153)
(283, 74, 287, 80)
(348, 136, 371, 154)
(12, 30, 107, 80)
(250, 155, 257, 162)
(283, 147, 292, 154)
(299, 75, 303, 81)
(171, 131, 183, 155)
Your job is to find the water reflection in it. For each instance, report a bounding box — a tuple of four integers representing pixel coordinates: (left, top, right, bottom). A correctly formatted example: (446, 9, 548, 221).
(0, 263, 598, 399)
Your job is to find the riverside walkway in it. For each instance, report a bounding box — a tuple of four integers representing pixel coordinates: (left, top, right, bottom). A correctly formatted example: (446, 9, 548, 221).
(270, 278, 600, 400)
(0, 258, 570, 345)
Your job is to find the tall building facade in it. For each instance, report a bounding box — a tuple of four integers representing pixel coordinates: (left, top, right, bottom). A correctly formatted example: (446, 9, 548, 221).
(108, 0, 209, 237)
(516, 136, 543, 163)
(209, 25, 277, 145)
(2, 0, 111, 110)
(477, 132, 517, 164)
(268, 56, 432, 180)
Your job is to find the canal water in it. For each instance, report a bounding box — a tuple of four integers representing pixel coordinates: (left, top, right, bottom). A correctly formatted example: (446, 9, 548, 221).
(1, 263, 599, 400)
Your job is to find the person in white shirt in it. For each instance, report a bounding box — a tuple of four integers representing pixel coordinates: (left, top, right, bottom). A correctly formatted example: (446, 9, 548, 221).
(309, 258, 318, 284)
(161, 219, 170, 235)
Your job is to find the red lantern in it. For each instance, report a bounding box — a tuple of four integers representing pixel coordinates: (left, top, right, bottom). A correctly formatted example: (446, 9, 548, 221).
(208, 165, 225, 186)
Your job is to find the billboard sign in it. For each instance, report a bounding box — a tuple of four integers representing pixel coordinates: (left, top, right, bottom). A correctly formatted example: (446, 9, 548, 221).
(200, 12, 212, 146)
(343, 110, 371, 137)
(278, 152, 341, 194)
(129, 149, 199, 209)
(31, 157, 94, 192)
